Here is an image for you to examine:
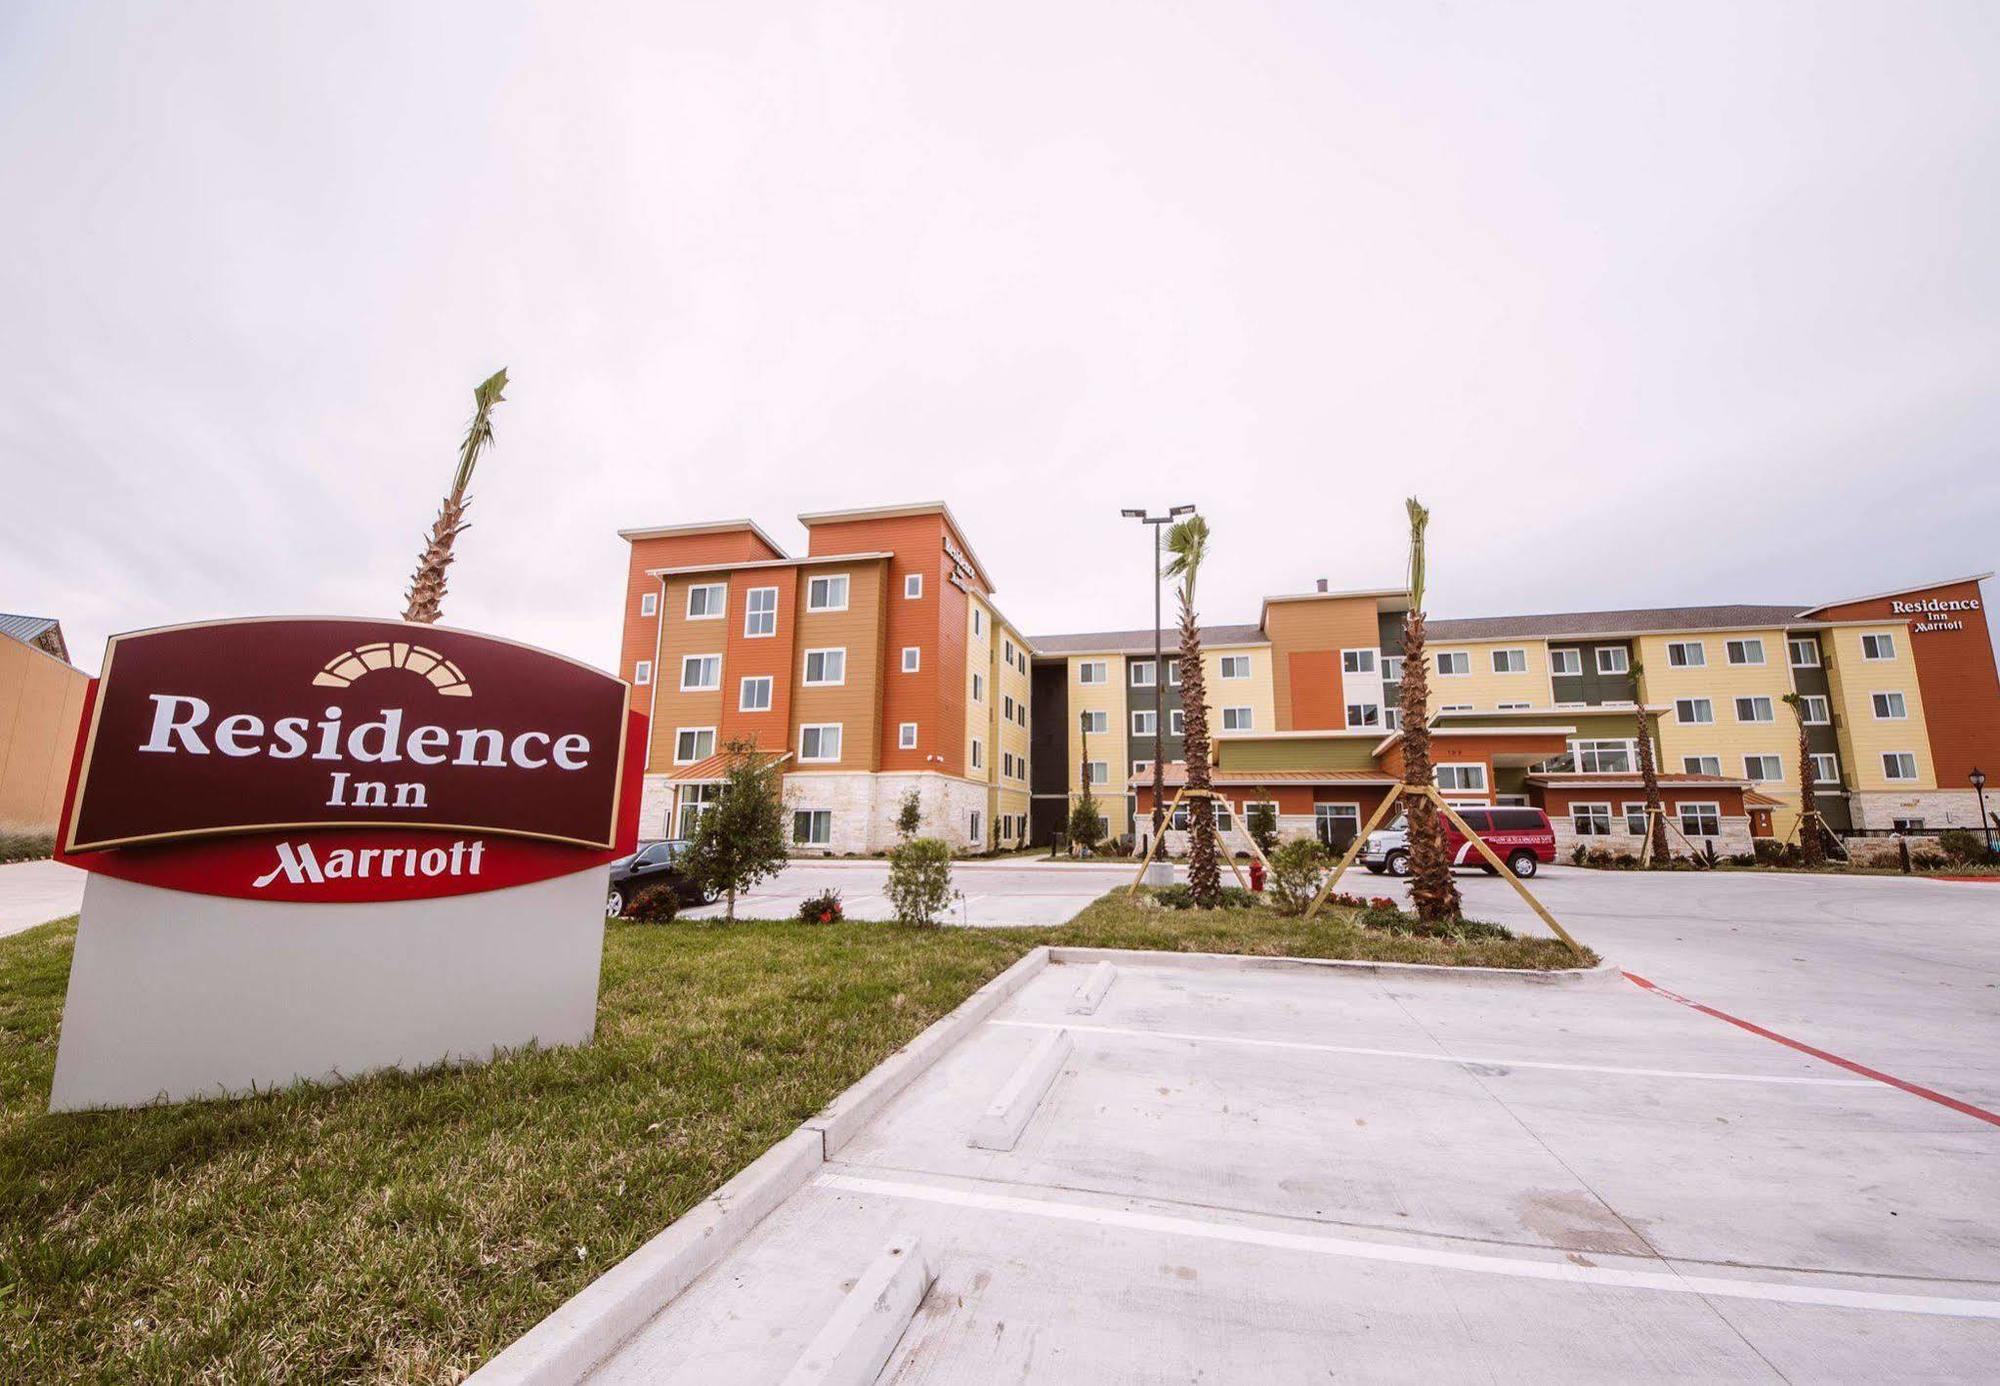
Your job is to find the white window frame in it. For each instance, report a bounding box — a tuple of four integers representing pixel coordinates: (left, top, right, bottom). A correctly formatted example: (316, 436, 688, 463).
(1081, 710, 1109, 734)
(970, 739, 983, 770)
(898, 722, 917, 750)
(1340, 649, 1374, 675)
(904, 573, 923, 599)
(1435, 763, 1488, 793)
(1743, 754, 1783, 783)
(1571, 802, 1613, 836)
(685, 583, 727, 620)
(676, 783, 719, 839)
(969, 810, 983, 843)
(1077, 661, 1107, 685)
(1596, 646, 1630, 675)
(1788, 637, 1820, 667)
(1221, 706, 1254, 732)
(971, 607, 984, 636)
(1665, 640, 1705, 668)
(1861, 632, 1897, 661)
(792, 809, 832, 846)
(680, 654, 722, 691)
(901, 646, 920, 673)
(743, 586, 778, 638)
(738, 675, 773, 712)
(1871, 691, 1907, 720)
(1882, 752, 1918, 781)
(1734, 695, 1774, 723)
(1550, 648, 1582, 676)
(1132, 709, 1157, 736)
(1490, 648, 1527, 674)
(634, 660, 652, 686)
(1346, 702, 1381, 728)
(1130, 661, 1156, 687)
(1571, 738, 1634, 774)
(971, 671, 985, 702)
(1725, 638, 1765, 666)
(1222, 654, 1253, 679)
(639, 591, 658, 617)
(798, 723, 843, 763)
(1169, 708, 1185, 736)
(1003, 694, 1016, 721)
(1623, 801, 1650, 836)
(1800, 694, 1830, 724)
(1436, 650, 1470, 676)
(1498, 701, 1530, 711)
(1682, 755, 1721, 776)
(1810, 752, 1839, 783)
(1085, 760, 1109, 786)
(1678, 802, 1722, 837)
(1314, 803, 1362, 845)
(806, 573, 849, 612)
(802, 647, 847, 686)
(1674, 698, 1713, 725)
(674, 726, 716, 764)
(1167, 661, 1182, 686)
(1382, 654, 1406, 682)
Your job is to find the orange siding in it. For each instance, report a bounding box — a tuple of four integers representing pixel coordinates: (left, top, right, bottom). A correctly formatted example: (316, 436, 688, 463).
(651, 572, 730, 770)
(789, 559, 888, 771)
(618, 526, 783, 711)
(1266, 597, 1382, 731)
(719, 567, 799, 753)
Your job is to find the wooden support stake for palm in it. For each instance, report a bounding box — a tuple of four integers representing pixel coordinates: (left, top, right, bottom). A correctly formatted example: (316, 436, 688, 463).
(1427, 790, 1586, 957)
(1303, 784, 1406, 919)
(1127, 787, 1252, 893)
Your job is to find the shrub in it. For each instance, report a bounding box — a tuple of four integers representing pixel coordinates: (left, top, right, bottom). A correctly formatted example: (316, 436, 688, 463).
(798, 889, 844, 924)
(895, 789, 923, 840)
(1, 831, 55, 864)
(1067, 796, 1106, 855)
(1569, 844, 1587, 866)
(1153, 883, 1259, 911)
(1353, 898, 1513, 941)
(624, 885, 680, 923)
(1938, 829, 1986, 865)
(1246, 802, 1280, 855)
(886, 836, 956, 925)
(1752, 838, 1800, 867)
(1266, 838, 1328, 916)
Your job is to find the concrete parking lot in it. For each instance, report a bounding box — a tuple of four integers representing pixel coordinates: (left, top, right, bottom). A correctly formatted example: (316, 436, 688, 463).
(0, 858, 87, 938)
(571, 866, 2000, 1382)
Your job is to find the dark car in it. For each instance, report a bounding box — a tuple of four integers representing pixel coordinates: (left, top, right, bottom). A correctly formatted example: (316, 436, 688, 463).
(606, 840, 713, 916)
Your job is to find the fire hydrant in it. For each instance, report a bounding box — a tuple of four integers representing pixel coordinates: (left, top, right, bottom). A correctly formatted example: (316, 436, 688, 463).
(1249, 858, 1266, 892)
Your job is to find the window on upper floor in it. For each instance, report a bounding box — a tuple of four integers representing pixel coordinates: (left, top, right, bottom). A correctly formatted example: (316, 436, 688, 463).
(1726, 638, 1765, 666)
(1596, 646, 1630, 675)
(1734, 695, 1774, 723)
(680, 654, 721, 690)
(1675, 698, 1713, 724)
(1081, 710, 1109, 734)
(633, 660, 652, 686)
(1788, 637, 1820, 667)
(904, 573, 923, 599)
(1436, 651, 1470, 676)
(1078, 661, 1107, 684)
(807, 574, 848, 611)
(1666, 640, 1705, 667)
(640, 591, 658, 617)
(1221, 655, 1252, 679)
(1871, 691, 1907, 720)
(1382, 654, 1405, 682)
(1882, 752, 1917, 781)
(1491, 648, 1527, 674)
(1683, 755, 1721, 776)
(802, 648, 846, 685)
(1550, 648, 1582, 676)
(744, 587, 777, 637)
(1342, 649, 1374, 675)
(1799, 694, 1829, 724)
(1743, 754, 1783, 782)
(687, 583, 726, 619)
(1346, 702, 1381, 728)
(1862, 632, 1897, 661)
(1130, 661, 1156, 687)
(1221, 706, 1254, 732)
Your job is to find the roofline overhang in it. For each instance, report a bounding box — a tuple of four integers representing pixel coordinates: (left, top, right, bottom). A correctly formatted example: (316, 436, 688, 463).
(646, 551, 892, 579)
(617, 517, 787, 555)
(1795, 572, 1993, 619)
(796, 501, 997, 592)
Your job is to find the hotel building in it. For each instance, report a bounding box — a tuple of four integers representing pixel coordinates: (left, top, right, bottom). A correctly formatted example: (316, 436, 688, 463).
(617, 504, 1998, 857)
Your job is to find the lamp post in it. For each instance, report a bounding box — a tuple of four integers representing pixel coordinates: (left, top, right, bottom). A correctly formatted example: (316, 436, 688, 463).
(1121, 504, 1194, 847)
(1974, 767, 1993, 859)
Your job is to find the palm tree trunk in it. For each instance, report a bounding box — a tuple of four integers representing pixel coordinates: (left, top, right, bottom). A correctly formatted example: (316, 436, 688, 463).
(1398, 611, 1462, 924)
(1635, 706, 1669, 863)
(1178, 591, 1221, 907)
(1796, 715, 1825, 867)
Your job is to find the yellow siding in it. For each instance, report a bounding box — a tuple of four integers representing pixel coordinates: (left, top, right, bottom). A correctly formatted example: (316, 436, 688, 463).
(962, 594, 995, 785)
(1427, 639, 1555, 711)
(1066, 654, 1129, 836)
(1825, 624, 1935, 793)
(1637, 630, 1797, 812)
(994, 622, 1033, 832)
(1203, 645, 1275, 736)
(0, 636, 89, 835)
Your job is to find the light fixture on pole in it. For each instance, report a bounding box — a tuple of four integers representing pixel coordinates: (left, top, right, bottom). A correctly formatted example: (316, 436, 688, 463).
(1973, 767, 1993, 859)
(1121, 504, 1196, 847)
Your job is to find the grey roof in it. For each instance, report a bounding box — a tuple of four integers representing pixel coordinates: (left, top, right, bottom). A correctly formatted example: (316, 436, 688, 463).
(0, 612, 65, 655)
(1028, 623, 1268, 656)
(1425, 604, 1808, 641)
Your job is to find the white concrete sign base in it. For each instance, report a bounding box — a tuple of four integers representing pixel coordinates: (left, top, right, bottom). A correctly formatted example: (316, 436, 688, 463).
(49, 866, 608, 1112)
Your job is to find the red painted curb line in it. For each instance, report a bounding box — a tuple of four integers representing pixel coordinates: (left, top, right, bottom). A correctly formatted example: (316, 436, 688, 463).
(1622, 971, 2000, 1131)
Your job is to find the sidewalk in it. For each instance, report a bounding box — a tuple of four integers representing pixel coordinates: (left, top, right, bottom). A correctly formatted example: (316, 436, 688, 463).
(0, 858, 88, 937)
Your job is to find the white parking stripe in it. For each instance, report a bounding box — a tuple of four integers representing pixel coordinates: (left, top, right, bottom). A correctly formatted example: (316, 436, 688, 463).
(818, 1173, 2000, 1319)
(993, 1019, 1881, 1087)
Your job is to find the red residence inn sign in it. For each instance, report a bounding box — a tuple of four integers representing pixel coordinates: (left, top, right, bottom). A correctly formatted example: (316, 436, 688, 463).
(57, 617, 644, 901)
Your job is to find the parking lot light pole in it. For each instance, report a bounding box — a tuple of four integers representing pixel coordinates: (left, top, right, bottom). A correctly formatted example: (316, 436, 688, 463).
(1121, 504, 1194, 844)
(1973, 767, 1992, 858)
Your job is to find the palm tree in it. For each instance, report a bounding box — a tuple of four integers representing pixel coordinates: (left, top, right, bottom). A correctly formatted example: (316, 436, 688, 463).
(1782, 691, 1826, 867)
(1164, 515, 1221, 908)
(1630, 663, 1670, 864)
(403, 368, 509, 624)
(1399, 498, 1462, 925)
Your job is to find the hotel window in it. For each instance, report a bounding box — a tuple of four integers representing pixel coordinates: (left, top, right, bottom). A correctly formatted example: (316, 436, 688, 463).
(640, 591, 658, 617)
(902, 646, 920, 673)
(739, 675, 772, 712)
(1436, 764, 1487, 793)
(1596, 647, 1630, 675)
(1222, 655, 1252, 679)
(1743, 754, 1782, 782)
(971, 740, 983, 769)
(904, 573, 922, 599)
(674, 727, 716, 764)
(1550, 648, 1582, 676)
(744, 587, 778, 637)
(1498, 701, 1531, 711)
(1221, 706, 1254, 732)
(1314, 804, 1362, 847)
(1571, 803, 1613, 836)
(1132, 759, 1153, 779)
(677, 783, 719, 838)
(1382, 654, 1405, 682)
(1078, 661, 1107, 684)
(1881, 752, 1917, 781)
(1169, 708, 1185, 736)
(1441, 704, 1473, 713)
(1132, 709, 1157, 736)
(1383, 708, 1402, 730)
(1346, 703, 1381, 728)
(1679, 802, 1722, 837)
(898, 722, 917, 750)
(1800, 695, 1830, 723)
(792, 810, 832, 846)
(802, 648, 846, 685)
(687, 583, 727, 619)
(680, 654, 721, 690)
(1004, 638, 1016, 665)
(1810, 752, 1839, 782)
(1436, 651, 1470, 676)
(970, 810, 983, 843)
(1082, 710, 1109, 734)
(1131, 661, 1156, 687)
(1892, 817, 1925, 831)
(1170, 801, 1233, 833)
(1491, 648, 1527, 674)
(807, 574, 849, 611)
(1861, 632, 1896, 661)
(634, 660, 652, 686)
(971, 607, 984, 636)
(1573, 739, 1633, 773)
(1725, 638, 1765, 665)
(799, 724, 843, 762)
(1001, 751, 1014, 778)
(1666, 641, 1705, 668)
(1675, 698, 1713, 725)
(1734, 696, 1774, 723)
(1167, 661, 1181, 686)
(1085, 761, 1109, 785)
(1788, 637, 1820, 667)
(1342, 649, 1375, 675)
(1683, 755, 1721, 776)
(1871, 691, 1907, 720)
(971, 672, 985, 702)
(1004, 694, 1016, 720)
(1623, 802, 1649, 835)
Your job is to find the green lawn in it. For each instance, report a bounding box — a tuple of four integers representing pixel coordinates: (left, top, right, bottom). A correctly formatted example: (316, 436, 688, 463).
(1, 895, 1584, 1381)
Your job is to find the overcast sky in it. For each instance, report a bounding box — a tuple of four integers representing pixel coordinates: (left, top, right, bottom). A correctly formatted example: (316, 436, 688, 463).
(3, 2, 1996, 675)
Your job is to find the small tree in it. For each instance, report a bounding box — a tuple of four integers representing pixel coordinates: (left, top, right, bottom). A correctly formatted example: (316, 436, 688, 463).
(1246, 802, 1280, 855)
(1163, 514, 1221, 907)
(895, 787, 923, 841)
(1067, 793, 1105, 855)
(886, 836, 956, 925)
(680, 739, 788, 921)
(1266, 837, 1328, 916)
(1398, 498, 1463, 925)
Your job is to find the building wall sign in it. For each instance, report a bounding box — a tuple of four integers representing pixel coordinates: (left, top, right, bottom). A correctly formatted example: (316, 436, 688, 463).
(1890, 596, 1981, 634)
(48, 616, 643, 1111)
(942, 534, 980, 593)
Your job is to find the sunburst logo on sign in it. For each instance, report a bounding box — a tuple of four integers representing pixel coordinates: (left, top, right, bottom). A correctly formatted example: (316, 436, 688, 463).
(311, 641, 472, 697)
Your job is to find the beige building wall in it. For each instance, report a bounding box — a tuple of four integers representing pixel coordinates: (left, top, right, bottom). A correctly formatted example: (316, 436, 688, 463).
(1637, 628, 1802, 833)
(1202, 643, 1277, 736)
(0, 635, 88, 838)
(1824, 623, 1936, 794)
(1427, 638, 1558, 711)
(1066, 653, 1130, 837)
(993, 620, 1034, 847)
(962, 592, 995, 792)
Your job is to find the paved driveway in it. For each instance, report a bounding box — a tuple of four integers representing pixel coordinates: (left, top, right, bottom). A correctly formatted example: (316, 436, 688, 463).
(0, 859, 88, 938)
(681, 859, 1139, 926)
